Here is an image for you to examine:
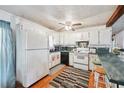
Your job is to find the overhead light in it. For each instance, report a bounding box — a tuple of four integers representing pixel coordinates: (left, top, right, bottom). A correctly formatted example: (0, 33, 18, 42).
(65, 25, 72, 31)
(68, 26, 72, 30)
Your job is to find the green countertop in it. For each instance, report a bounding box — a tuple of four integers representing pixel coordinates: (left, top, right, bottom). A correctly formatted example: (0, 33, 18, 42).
(98, 53, 124, 86)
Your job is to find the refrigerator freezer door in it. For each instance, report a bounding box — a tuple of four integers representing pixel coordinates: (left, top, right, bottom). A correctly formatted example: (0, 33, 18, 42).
(26, 30, 48, 49)
(23, 50, 49, 87)
(41, 34, 48, 49)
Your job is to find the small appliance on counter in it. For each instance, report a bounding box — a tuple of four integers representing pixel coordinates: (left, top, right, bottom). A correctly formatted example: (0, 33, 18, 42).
(112, 48, 120, 55)
(117, 49, 124, 61)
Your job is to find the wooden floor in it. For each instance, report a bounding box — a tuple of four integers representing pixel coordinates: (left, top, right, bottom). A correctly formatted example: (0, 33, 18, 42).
(88, 72, 95, 88)
(30, 66, 95, 88)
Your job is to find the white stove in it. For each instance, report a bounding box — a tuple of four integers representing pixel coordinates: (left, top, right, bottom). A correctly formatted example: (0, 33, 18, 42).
(73, 48, 89, 70)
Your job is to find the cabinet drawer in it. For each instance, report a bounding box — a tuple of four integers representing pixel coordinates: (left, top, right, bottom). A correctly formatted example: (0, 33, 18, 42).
(74, 57, 88, 65)
(74, 63, 88, 70)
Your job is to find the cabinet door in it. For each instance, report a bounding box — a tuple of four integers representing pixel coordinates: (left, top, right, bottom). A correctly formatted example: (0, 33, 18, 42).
(89, 31, 99, 45)
(75, 33, 82, 41)
(80, 32, 89, 41)
(63, 32, 69, 45)
(53, 32, 60, 45)
(56, 52, 61, 65)
(59, 32, 64, 45)
(69, 53, 74, 66)
(99, 30, 112, 45)
(67, 33, 76, 45)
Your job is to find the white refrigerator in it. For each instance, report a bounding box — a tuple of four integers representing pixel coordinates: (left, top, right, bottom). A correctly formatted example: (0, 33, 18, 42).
(16, 26, 49, 87)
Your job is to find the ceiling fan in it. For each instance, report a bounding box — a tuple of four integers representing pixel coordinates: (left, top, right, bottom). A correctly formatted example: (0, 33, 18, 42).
(57, 21, 82, 31)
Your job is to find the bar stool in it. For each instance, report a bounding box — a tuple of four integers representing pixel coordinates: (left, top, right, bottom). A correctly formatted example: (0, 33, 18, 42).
(92, 60, 106, 88)
(94, 65, 106, 88)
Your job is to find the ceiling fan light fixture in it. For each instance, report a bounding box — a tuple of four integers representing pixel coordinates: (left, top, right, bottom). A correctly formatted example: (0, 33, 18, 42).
(65, 25, 72, 31)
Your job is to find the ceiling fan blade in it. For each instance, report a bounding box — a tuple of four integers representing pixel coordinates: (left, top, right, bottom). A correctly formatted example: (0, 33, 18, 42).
(58, 23, 65, 25)
(72, 23, 82, 26)
(57, 27, 65, 31)
(72, 28, 75, 31)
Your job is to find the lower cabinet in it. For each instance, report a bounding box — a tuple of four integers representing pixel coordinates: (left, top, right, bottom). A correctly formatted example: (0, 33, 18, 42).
(49, 52, 61, 69)
(69, 53, 74, 66)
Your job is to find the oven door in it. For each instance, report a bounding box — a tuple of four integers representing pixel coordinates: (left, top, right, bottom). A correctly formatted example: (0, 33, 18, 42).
(74, 53, 88, 65)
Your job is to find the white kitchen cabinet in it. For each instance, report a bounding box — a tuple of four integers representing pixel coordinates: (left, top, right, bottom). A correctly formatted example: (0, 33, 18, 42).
(74, 33, 82, 42)
(99, 30, 112, 45)
(49, 52, 61, 69)
(89, 30, 99, 45)
(71, 32, 90, 42)
(60, 32, 90, 45)
(59, 32, 64, 45)
(49, 35, 54, 49)
(52, 32, 60, 45)
(63, 32, 69, 45)
(89, 29, 112, 47)
(69, 53, 74, 66)
(60, 32, 76, 45)
(67, 33, 76, 45)
(80, 32, 89, 41)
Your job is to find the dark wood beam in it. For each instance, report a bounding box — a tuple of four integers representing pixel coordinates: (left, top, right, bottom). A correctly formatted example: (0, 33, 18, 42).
(106, 5, 124, 27)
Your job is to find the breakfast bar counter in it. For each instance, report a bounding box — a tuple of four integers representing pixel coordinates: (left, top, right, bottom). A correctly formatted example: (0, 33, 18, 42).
(98, 54, 124, 87)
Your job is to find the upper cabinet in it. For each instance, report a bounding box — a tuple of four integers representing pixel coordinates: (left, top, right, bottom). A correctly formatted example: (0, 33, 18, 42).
(59, 31, 89, 46)
(74, 32, 89, 41)
(52, 32, 60, 45)
(59, 27, 112, 47)
(49, 32, 60, 46)
(81, 32, 89, 41)
(59, 32, 64, 45)
(89, 30, 99, 45)
(99, 30, 112, 45)
(61, 32, 76, 45)
(89, 28, 112, 47)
